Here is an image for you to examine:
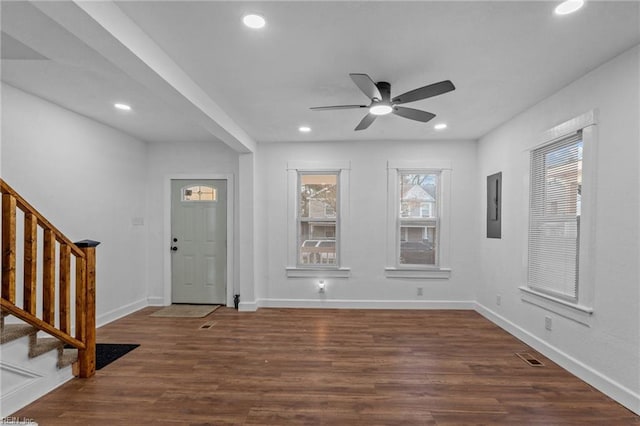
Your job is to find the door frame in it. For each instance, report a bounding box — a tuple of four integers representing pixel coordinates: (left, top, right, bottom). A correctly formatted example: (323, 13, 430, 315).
(163, 174, 234, 307)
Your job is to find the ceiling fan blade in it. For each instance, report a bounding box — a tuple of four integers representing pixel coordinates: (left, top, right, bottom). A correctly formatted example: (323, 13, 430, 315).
(393, 107, 436, 123)
(392, 80, 455, 105)
(310, 105, 368, 111)
(350, 73, 382, 101)
(355, 113, 377, 131)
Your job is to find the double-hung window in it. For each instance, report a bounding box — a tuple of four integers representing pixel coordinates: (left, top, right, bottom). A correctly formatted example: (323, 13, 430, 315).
(521, 110, 597, 320)
(528, 133, 582, 300)
(286, 161, 351, 278)
(399, 172, 439, 266)
(298, 173, 338, 266)
(386, 161, 451, 279)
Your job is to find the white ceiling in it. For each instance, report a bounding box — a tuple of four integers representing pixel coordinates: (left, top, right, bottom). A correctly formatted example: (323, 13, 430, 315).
(2, 1, 639, 150)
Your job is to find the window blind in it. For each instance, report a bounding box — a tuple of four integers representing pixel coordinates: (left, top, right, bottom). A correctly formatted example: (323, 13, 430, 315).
(528, 132, 583, 300)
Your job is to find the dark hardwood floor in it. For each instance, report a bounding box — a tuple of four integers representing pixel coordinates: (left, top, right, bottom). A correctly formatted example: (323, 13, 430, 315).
(14, 308, 639, 425)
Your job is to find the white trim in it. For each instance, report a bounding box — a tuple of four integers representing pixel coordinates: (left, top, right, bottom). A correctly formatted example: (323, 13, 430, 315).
(475, 302, 639, 416)
(163, 174, 235, 307)
(387, 159, 452, 170)
(575, 124, 598, 308)
(238, 301, 258, 312)
(539, 109, 597, 147)
(384, 267, 451, 279)
(286, 162, 351, 274)
(522, 110, 598, 316)
(386, 162, 452, 276)
(285, 267, 351, 278)
(287, 160, 351, 171)
(525, 109, 597, 152)
(257, 298, 474, 310)
(146, 296, 165, 306)
(96, 298, 148, 328)
(519, 286, 593, 326)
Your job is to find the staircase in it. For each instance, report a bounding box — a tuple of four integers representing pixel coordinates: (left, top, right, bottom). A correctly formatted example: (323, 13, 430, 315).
(1, 313, 78, 370)
(0, 179, 98, 417)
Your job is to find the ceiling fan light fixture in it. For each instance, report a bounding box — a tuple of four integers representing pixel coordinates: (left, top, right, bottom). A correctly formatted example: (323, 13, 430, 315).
(369, 104, 393, 116)
(554, 0, 584, 15)
(434, 123, 447, 130)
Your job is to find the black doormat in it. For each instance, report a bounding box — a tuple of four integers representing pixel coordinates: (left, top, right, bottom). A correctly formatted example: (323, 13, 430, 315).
(95, 343, 139, 370)
(65, 343, 140, 370)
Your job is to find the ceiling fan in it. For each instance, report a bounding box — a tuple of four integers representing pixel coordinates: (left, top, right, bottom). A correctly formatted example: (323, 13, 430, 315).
(310, 73, 455, 131)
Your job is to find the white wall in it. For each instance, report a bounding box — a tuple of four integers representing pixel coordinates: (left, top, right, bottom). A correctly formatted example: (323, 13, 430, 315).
(145, 140, 239, 304)
(254, 139, 479, 307)
(1, 83, 149, 325)
(475, 45, 640, 412)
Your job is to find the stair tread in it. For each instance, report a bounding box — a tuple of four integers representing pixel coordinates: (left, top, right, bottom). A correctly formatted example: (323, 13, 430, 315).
(58, 348, 78, 368)
(29, 337, 64, 358)
(1, 323, 37, 343)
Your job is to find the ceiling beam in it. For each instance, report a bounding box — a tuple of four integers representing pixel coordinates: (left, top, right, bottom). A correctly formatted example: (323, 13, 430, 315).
(32, 0, 256, 153)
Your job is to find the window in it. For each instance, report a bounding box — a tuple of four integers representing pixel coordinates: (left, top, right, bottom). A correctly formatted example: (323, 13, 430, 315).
(521, 110, 597, 321)
(298, 173, 338, 266)
(385, 161, 451, 279)
(286, 161, 351, 278)
(527, 133, 582, 300)
(182, 185, 217, 202)
(399, 173, 439, 266)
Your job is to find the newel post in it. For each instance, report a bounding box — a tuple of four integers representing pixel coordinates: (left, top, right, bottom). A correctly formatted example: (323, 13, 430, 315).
(75, 239, 100, 378)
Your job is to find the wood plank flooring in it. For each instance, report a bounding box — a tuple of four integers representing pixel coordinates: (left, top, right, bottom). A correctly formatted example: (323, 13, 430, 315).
(14, 308, 639, 425)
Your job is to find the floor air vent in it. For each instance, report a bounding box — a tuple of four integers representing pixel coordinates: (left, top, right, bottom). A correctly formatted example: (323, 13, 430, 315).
(199, 321, 216, 330)
(516, 352, 544, 367)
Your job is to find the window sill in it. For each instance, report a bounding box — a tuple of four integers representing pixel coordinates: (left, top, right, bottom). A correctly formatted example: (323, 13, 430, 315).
(385, 267, 451, 280)
(286, 267, 351, 278)
(519, 286, 593, 326)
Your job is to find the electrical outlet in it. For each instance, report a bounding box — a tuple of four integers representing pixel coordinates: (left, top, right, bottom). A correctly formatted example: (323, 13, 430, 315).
(417, 287, 423, 296)
(545, 316, 552, 331)
(496, 295, 501, 306)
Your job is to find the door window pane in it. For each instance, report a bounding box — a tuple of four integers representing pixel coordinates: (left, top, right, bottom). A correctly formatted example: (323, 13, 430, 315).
(182, 185, 217, 202)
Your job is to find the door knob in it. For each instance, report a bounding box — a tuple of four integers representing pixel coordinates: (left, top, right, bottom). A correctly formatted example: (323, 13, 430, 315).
(171, 246, 178, 252)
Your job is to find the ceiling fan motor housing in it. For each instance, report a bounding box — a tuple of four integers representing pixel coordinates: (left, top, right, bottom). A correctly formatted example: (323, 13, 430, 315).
(375, 81, 391, 103)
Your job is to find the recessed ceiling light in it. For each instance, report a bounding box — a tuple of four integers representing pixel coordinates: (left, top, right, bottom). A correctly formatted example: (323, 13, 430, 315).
(369, 104, 393, 116)
(243, 14, 266, 29)
(114, 103, 132, 111)
(434, 123, 447, 130)
(554, 0, 584, 15)
(299, 126, 311, 133)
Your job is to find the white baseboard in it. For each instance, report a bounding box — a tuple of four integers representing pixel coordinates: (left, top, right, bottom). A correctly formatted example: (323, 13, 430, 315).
(96, 298, 148, 328)
(475, 302, 640, 416)
(146, 296, 166, 306)
(238, 301, 258, 312)
(257, 298, 475, 310)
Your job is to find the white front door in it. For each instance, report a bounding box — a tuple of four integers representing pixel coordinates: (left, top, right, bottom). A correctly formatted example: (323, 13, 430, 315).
(171, 179, 227, 304)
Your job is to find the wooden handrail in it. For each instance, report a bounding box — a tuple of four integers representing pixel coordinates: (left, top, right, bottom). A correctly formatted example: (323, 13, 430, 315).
(0, 299, 85, 349)
(0, 180, 85, 258)
(1, 179, 97, 378)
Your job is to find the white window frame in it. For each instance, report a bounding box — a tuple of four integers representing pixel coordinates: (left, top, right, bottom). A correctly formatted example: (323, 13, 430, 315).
(385, 161, 452, 279)
(520, 110, 597, 324)
(286, 161, 351, 278)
